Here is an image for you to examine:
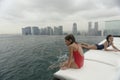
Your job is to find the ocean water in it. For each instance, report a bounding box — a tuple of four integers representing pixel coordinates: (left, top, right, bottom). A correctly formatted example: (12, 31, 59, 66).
(0, 35, 105, 80)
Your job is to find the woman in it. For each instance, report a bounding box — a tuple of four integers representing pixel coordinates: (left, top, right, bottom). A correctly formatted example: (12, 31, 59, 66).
(81, 34, 120, 51)
(61, 34, 84, 70)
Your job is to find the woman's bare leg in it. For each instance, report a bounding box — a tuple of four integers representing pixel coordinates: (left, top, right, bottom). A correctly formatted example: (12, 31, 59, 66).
(60, 60, 68, 69)
(87, 45, 97, 49)
(81, 43, 97, 50)
(70, 62, 78, 69)
(60, 59, 82, 69)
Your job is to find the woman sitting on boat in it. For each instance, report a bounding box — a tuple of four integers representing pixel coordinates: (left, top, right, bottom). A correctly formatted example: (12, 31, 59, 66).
(60, 34, 84, 70)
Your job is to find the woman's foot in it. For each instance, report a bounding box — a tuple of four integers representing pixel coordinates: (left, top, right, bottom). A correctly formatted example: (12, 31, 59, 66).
(60, 66, 68, 70)
(81, 42, 89, 46)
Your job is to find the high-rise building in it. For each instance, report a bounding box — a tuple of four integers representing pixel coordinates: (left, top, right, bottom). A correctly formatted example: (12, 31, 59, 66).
(88, 22, 92, 36)
(40, 28, 47, 35)
(32, 27, 40, 35)
(58, 26, 63, 35)
(53, 26, 63, 35)
(22, 28, 25, 35)
(50, 27, 54, 35)
(22, 25, 63, 35)
(88, 22, 101, 36)
(94, 22, 98, 36)
(54, 26, 58, 35)
(72, 23, 77, 35)
(94, 22, 98, 31)
(88, 22, 92, 30)
(46, 27, 53, 35)
(22, 26, 32, 35)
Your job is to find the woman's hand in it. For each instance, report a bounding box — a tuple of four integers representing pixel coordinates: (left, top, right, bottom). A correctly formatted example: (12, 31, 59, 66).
(114, 49, 118, 52)
(61, 66, 68, 70)
(114, 49, 120, 52)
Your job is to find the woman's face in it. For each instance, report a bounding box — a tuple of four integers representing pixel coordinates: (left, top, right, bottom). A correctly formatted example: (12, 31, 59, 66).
(65, 39, 71, 46)
(109, 36, 113, 42)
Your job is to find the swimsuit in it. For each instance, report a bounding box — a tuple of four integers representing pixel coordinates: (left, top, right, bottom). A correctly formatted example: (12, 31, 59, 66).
(95, 44, 104, 50)
(73, 50, 84, 68)
(95, 42, 111, 50)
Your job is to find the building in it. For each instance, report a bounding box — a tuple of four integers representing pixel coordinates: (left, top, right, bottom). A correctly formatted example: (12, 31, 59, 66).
(22, 25, 63, 35)
(53, 26, 63, 35)
(32, 27, 40, 35)
(58, 26, 63, 35)
(104, 20, 120, 36)
(88, 22, 92, 36)
(94, 22, 98, 31)
(46, 27, 53, 35)
(88, 21, 101, 36)
(94, 22, 99, 36)
(54, 26, 58, 35)
(40, 28, 47, 35)
(72, 23, 77, 35)
(22, 26, 32, 35)
(22, 28, 25, 35)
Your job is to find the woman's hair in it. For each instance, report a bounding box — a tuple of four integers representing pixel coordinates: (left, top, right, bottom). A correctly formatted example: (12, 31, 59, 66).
(65, 34, 76, 44)
(106, 34, 113, 42)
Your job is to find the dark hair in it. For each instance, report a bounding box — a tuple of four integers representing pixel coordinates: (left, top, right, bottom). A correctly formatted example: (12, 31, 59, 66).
(106, 34, 113, 42)
(65, 34, 76, 44)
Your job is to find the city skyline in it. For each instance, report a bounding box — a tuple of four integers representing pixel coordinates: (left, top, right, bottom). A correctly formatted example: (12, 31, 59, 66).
(0, 0, 120, 34)
(22, 22, 101, 36)
(22, 25, 64, 35)
(10, 19, 120, 36)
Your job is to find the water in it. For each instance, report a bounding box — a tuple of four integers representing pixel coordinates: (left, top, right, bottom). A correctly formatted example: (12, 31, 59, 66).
(0, 35, 105, 80)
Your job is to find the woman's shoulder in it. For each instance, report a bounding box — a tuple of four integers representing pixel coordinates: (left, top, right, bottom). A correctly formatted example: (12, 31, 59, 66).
(104, 40, 108, 44)
(68, 44, 73, 48)
(69, 43, 76, 47)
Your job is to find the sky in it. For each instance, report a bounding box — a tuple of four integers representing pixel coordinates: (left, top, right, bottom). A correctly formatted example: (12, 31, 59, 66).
(0, 0, 120, 34)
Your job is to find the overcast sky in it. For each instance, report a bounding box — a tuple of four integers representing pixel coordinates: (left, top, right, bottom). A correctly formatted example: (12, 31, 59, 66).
(0, 0, 120, 34)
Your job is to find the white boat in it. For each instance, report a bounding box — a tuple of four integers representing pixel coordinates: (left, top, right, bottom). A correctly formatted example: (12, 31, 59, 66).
(53, 37, 120, 80)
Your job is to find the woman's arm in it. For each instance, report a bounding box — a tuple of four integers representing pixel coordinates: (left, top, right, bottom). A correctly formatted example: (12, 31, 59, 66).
(104, 41, 115, 51)
(79, 44, 84, 56)
(111, 42, 120, 51)
(67, 46, 73, 68)
(104, 41, 120, 51)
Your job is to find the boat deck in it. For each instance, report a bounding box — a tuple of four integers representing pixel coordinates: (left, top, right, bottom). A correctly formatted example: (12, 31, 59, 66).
(53, 37, 120, 80)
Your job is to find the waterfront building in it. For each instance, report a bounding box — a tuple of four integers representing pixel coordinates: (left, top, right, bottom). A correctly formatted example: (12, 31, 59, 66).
(22, 26, 32, 35)
(72, 23, 77, 35)
(32, 26, 40, 35)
